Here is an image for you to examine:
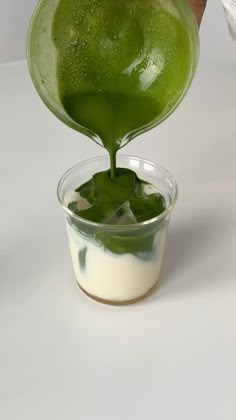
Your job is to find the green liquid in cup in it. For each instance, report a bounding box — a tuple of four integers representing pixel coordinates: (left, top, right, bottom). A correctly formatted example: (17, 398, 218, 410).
(69, 167, 166, 223)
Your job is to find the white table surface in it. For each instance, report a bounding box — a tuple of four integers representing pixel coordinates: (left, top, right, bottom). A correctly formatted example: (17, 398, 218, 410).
(1, 14, 236, 420)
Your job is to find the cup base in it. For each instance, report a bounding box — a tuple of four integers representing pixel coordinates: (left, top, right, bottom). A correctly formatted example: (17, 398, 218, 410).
(77, 281, 159, 306)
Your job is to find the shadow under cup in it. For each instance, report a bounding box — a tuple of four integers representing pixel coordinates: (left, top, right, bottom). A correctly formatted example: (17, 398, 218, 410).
(57, 156, 178, 305)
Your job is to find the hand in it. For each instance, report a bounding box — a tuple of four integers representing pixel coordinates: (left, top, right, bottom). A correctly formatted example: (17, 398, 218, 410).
(189, 0, 207, 26)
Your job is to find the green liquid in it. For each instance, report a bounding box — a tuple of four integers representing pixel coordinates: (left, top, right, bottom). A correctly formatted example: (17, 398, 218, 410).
(52, 0, 191, 157)
(69, 167, 166, 224)
(68, 168, 166, 256)
(62, 91, 162, 177)
(52, 0, 191, 228)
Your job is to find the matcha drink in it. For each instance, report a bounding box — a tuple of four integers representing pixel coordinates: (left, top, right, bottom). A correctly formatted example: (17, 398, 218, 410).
(27, 0, 199, 303)
(58, 155, 177, 303)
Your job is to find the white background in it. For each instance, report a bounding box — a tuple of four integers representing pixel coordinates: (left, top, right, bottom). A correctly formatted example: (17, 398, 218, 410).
(0, 0, 38, 63)
(1, 1, 236, 420)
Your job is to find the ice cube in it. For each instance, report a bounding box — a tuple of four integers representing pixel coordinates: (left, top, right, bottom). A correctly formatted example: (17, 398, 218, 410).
(66, 191, 91, 210)
(65, 191, 80, 206)
(143, 183, 158, 195)
(105, 201, 137, 225)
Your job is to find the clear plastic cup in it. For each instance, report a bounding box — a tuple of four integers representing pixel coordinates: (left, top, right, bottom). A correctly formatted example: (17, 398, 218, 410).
(57, 156, 178, 305)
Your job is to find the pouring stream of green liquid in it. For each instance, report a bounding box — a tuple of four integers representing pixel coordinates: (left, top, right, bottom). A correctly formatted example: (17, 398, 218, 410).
(52, 0, 192, 179)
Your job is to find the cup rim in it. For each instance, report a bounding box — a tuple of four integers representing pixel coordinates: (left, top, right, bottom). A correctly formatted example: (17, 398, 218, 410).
(57, 155, 178, 231)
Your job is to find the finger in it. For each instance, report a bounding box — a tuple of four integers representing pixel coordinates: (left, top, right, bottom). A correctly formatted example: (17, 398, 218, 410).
(189, 0, 207, 26)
